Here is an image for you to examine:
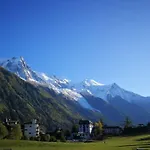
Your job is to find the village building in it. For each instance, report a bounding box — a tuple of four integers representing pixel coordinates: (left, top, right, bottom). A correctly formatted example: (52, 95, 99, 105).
(103, 125, 122, 135)
(78, 120, 93, 139)
(3, 118, 20, 132)
(4, 118, 19, 126)
(24, 119, 40, 138)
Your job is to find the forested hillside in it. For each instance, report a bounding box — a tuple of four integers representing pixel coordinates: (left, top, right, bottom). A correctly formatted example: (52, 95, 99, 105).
(0, 67, 102, 130)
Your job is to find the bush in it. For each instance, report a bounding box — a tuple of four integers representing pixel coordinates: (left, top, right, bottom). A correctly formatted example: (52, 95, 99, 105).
(45, 134, 50, 142)
(21, 135, 29, 140)
(60, 135, 66, 142)
(40, 134, 50, 142)
(36, 136, 41, 141)
(50, 136, 57, 142)
(0, 123, 8, 139)
(30, 136, 37, 141)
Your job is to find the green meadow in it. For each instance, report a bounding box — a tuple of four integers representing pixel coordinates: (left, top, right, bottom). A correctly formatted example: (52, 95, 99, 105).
(0, 135, 150, 150)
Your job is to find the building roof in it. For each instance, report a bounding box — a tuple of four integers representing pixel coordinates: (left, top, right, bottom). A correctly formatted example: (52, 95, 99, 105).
(103, 126, 122, 129)
(7, 121, 18, 123)
(24, 122, 32, 125)
(4, 119, 19, 125)
(24, 119, 38, 125)
(79, 120, 93, 125)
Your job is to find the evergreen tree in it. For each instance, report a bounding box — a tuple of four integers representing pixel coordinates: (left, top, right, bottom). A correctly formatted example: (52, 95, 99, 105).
(124, 116, 132, 128)
(100, 118, 104, 126)
(147, 122, 150, 127)
(71, 124, 79, 133)
(9, 124, 22, 140)
(64, 129, 71, 138)
(0, 123, 8, 139)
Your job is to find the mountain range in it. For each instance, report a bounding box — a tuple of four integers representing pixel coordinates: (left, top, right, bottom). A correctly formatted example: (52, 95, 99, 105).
(0, 57, 150, 129)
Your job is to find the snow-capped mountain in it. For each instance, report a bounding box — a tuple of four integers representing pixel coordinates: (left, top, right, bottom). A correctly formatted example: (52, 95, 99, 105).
(0, 57, 147, 104)
(38, 73, 70, 88)
(74, 80, 143, 103)
(0, 57, 96, 111)
(1, 56, 150, 125)
(0, 57, 44, 83)
(0, 57, 69, 88)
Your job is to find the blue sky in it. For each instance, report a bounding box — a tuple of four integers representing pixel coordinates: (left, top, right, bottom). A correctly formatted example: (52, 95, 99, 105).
(0, 0, 150, 96)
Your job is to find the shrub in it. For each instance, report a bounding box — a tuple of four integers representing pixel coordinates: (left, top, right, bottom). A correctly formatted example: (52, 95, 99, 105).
(50, 136, 57, 142)
(60, 135, 66, 142)
(0, 123, 8, 139)
(21, 135, 29, 140)
(30, 136, 36, 141)
(40, 134, 50, 142)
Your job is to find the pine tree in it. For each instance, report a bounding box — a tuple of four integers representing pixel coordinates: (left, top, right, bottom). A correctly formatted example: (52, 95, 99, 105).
(124, 116, 132, 128)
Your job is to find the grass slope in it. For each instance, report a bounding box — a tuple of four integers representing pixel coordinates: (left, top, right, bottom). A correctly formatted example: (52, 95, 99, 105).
(0, 135, 150, 150)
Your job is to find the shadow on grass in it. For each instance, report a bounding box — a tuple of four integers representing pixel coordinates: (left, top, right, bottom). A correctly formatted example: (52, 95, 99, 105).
(118, 143, 150, 148)
(136, 136, 150, 141)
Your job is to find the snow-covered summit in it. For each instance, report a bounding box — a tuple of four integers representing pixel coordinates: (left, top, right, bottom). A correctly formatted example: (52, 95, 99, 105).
(78, 81, 142, 102)
(82, 79, 104, 87)
(0, 57, 44, 83)
(0, 57, 145, 108)
(37, 72, 70, 88)
(0, 57, 97, 111)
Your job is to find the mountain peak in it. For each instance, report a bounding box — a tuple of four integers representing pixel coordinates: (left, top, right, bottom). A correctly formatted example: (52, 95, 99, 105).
(110, 83, 120, 89)
(0, 56, 43, 82)
(1, 56, 27, 67)
(83, 79, 104, 87)
(10, 56, 25, 61)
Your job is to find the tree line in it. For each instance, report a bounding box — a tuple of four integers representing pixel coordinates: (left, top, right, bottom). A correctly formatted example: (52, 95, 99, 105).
(0, 116, 150, 141)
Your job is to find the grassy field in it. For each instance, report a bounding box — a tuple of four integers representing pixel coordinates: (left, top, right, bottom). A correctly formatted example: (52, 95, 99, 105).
(0, 135, 150, 150)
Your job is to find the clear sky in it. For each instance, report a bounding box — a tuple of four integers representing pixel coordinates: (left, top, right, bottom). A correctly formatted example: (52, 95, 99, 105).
(0, 0, 150, 96)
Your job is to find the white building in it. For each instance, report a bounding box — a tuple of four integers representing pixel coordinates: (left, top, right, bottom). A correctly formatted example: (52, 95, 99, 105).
(24, 119, 40, 138)
(78, 120, 93, 139)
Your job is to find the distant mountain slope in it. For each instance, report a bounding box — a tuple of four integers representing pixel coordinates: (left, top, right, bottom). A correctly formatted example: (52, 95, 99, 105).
(0, 67, 103, 130)
(107, 95, 150, 124)
(81, 94, 125, 125)
(1, 57, 150, 125)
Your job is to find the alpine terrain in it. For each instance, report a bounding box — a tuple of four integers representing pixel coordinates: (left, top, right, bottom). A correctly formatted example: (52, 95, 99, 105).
(0, 57, 150, 129)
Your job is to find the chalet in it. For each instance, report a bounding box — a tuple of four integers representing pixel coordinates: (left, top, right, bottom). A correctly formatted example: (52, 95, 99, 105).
(78, 120, 93, 139)
(24, 119, 40, 138)
(103, 125, 122, 135)
(4, 118, 19, 126)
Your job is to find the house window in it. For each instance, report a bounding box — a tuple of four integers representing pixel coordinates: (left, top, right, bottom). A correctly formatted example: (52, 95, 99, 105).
(29, 132, 31, 134)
